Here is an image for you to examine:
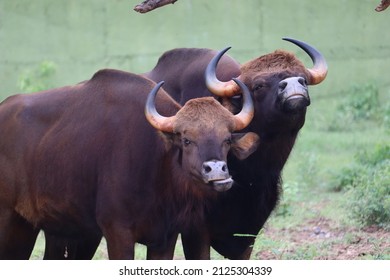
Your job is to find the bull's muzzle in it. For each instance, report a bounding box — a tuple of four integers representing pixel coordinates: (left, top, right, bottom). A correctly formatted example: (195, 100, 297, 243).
(201, 160, 233, 192)
(279, 77, 310, 111)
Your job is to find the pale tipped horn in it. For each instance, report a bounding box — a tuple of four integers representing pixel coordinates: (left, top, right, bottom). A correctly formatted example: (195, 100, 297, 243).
(205, 47, 241, 97)
(283, 37, 328, 85)
(145, 81, 176, 133)
(231, 78, 254, 131)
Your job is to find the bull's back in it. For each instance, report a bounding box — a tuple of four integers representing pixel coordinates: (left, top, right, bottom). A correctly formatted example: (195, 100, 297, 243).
(144, 48, 241, 105)
(0, 69, 179, 232)
(0, 89, 77, 209)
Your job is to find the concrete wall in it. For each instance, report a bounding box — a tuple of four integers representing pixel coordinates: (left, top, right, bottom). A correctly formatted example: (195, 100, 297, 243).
(1, 0, 389, 98)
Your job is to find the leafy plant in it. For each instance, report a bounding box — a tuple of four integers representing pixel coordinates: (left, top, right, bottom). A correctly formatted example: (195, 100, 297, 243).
(346, 159, 390, 229)
(331, 164, 364, 192)
(381, 102, 390, 132)
(355, 143, 390, 166)
(297, 152, 319, 188)
(332, 143, 390, 192)
(275, 181, 299, 217)
(18, 61, 57, 93)
(340, 83, 380, 120)
(327, 83, 384, 131)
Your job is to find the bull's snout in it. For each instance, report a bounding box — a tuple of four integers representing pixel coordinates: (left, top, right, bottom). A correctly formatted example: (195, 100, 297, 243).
(202, 160, 228, 180)
(201, 160, 233, 192)
(278, 77, 310, 111)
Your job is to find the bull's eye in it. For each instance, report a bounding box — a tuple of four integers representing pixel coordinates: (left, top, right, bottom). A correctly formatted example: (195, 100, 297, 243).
(183, 138, 192, 146)
(253, 82, 267, 92)
(225, 138, 232, 145)
(253, 84, 263, 91)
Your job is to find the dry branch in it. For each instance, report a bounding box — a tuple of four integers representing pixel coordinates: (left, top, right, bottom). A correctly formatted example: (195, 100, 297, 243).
(375, 0, 390, 12)
(134, 0, 178, 14)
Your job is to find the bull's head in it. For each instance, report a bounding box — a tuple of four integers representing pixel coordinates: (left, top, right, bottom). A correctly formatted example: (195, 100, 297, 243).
(205, 38, 328, 132)
(145, 79, 259, 192)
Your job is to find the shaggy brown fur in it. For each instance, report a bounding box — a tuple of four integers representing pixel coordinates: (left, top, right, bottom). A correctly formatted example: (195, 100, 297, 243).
(174, 97, 235, 132)
(240, 50, 308, 77)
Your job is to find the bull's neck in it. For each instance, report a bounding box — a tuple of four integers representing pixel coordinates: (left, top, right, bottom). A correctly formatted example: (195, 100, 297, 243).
(229, 128, 299, 188)
(258, 131, 297, 171)
(160, 148, 216, 228)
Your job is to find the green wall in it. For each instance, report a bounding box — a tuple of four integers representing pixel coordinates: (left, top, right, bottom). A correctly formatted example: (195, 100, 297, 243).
(1, 0, 389, 98)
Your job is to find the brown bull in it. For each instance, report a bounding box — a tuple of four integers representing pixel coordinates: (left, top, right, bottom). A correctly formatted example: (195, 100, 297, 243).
(145, 38, 328, 259)
(42, 38, 328, 259)
(0, 69, 258, 259)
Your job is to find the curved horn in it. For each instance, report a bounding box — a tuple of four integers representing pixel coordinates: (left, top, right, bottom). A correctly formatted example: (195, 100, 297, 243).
(145, 81, 176, 133)
(205, 47, 241, 97)
(283, 37, 328, 85)
(231, 78, 254, 131)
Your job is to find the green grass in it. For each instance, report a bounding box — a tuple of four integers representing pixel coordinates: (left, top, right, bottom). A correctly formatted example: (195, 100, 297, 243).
(250, 82, 390, 260)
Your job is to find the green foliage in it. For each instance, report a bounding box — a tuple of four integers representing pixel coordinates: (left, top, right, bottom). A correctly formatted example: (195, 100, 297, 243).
(346, 159, 390, 229)
(275, 152, 319, 217)
(18, 61, 56, 93)
(332, 143, 389, 229)
(334, 143, 390, 191)
(382, 102, 390, 132)
(340, 83, 380, 120)
(327, 83, 388, 131)
(297, 152, 319, 188)
(331, 164, 365, 192)
(333, 144, 390, 191)
(275, 181, 299, 217)
(356, 143, 390, 166)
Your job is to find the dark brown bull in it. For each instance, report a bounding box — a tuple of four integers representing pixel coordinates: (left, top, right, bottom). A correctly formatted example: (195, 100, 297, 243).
(145, 38, 328, 259)
(42, 38, 327, 259)
(0, 69, 258, 259)
(145, 47, 241, 104)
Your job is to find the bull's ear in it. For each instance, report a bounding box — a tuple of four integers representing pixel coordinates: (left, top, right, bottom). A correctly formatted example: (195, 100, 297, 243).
(231, 132, 260, 160)
(159, 132, 181, 149)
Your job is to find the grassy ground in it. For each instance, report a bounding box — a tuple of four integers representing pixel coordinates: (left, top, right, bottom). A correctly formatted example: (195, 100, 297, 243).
(30, 82, 389, 260)
(249, 83, 389, 260)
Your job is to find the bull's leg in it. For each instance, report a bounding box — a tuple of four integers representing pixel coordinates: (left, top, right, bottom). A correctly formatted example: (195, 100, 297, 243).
(233, 246, 253, 260)
(0, 209, 39, 259)
(146, 233, 178, 260)
(74, 234, 102, 259)
(181, 229, 211, 260)
(43, 234, 76, 260)
(43, 233, 102, 260)
(211, 236, 256, 260)
(102, 227, 136, 260)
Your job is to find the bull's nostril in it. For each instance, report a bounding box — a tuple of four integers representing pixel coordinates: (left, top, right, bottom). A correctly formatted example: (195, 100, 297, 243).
(298, 77, 306, 86)
(203, 164, 212, 174)
(279, 81, 287, 91)
(202, 161, 229, 179)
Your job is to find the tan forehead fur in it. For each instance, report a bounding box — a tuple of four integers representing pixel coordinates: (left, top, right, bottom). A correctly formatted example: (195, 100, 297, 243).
(173, 97, 235, 132)
(240, 50, 308, 76)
